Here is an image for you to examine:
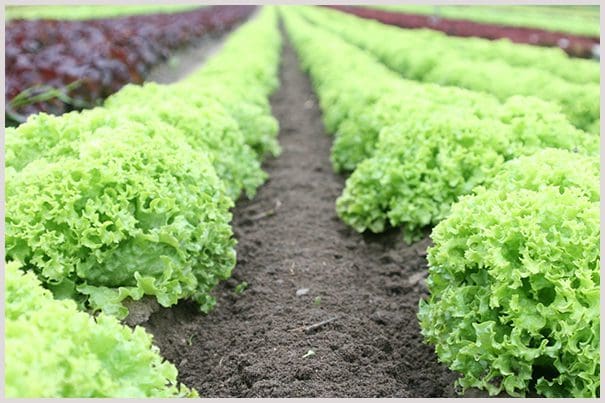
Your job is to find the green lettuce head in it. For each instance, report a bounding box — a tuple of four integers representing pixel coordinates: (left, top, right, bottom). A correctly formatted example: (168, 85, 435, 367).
(6, 122, 236, 318)
(419, 185, 599, 397)
(5, 260, 197, 397)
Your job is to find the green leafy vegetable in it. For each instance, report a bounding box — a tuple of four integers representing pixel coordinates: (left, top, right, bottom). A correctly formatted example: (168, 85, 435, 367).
(284, 8, 597, 244)
(5, 260, 197, 397)
(335, 104, 597, 243)
(419, 185, 599, 397)
(6, 124, 236, 318)
(300, 6, 600, 132)
(105, 84, 267, 200)
(373, 4, 600, 38)
(182, 6, 282, 159)
(483, 148, 600, 202)
(5, 7, 282, 318)
(7, 103, 265, 201)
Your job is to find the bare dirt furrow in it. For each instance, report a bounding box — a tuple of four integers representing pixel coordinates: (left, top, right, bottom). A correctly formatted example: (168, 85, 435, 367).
(146, 34, 226, 84)
(141, 34, 457, 398)
(147, 9, 260, 84)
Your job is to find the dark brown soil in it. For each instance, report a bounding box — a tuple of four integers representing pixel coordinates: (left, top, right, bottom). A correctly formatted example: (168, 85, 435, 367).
(141, 35, 459, 398)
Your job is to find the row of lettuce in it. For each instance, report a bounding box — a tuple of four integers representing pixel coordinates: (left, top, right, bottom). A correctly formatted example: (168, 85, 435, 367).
(5, 7, 281, 398)
(282, 7, 599, 398)
(6, 4, 203, 20)
(372, 4, 600, 37)
(301, 7, 600, 134)
(334, 5, 599, 59)
(6, 6, 254, 124)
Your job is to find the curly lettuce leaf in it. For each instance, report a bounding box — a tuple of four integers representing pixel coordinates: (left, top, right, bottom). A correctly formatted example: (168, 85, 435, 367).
(5, 260, 197, 398)
(6, 124, 235, 318)
(419, 187, 599, 397)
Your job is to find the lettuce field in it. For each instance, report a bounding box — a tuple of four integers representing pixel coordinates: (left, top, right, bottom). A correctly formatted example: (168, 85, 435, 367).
(4, 4, 600, 398)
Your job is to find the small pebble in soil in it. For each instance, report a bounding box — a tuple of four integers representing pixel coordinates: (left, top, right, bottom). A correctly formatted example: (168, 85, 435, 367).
(296, 288, 310, 296)
(302, 349, 316, 358)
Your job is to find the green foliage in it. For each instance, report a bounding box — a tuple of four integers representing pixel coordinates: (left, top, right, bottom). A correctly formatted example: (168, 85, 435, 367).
(5, 261, 197, 397)
(329, 81, 502, 172)
(234, 281, 249, 294)
(7, 100, 265, 201)
(285, 9, 595, 175)
(374, 4, 600, 37)
(336, 106, 597, 242)
(424, 59, 598, 132)
(440, 34, 599, 85)
(587, 118, 600, 135)
(6, 4, 200, 20)
(191, 82, 281, 159)
(300, 6, 600, 132)
(6, 123, 236, 318)
(483, 148, 600, 202)
(419, 185, 599, 397)
(285, 9, 597, 244)
(486, 95, 597, 155)
(5, 7, 281, 319)
(182, 6, 282, 159)
(4, 9, 282, 399)
(105, 84, 267, 199)
(337, 114, 509, 240)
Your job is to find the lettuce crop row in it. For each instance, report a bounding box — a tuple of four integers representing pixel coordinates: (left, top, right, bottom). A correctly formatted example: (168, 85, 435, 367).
(327, 5, 599, 58)
(6, 4, 202, 20)
(282, 9, 596, 242)
(419, 149, 600, 397)
(299, 7, 600, 133)
(311, 6, 599, 85)
(7, 123, 237, 319)
(5, 5, 255, 124)
(5, 7, 281, 398)
(5, 261, 197, 397)
(370, 4, 600, 37)
(6, 7, 281, 320)
(285, 8, 600, 397)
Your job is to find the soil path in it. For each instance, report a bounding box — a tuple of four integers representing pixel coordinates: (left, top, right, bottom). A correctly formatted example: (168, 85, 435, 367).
(146, 8, 261, 84)
(146, 34, 226, 84)
(142, 35, 458, 398)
